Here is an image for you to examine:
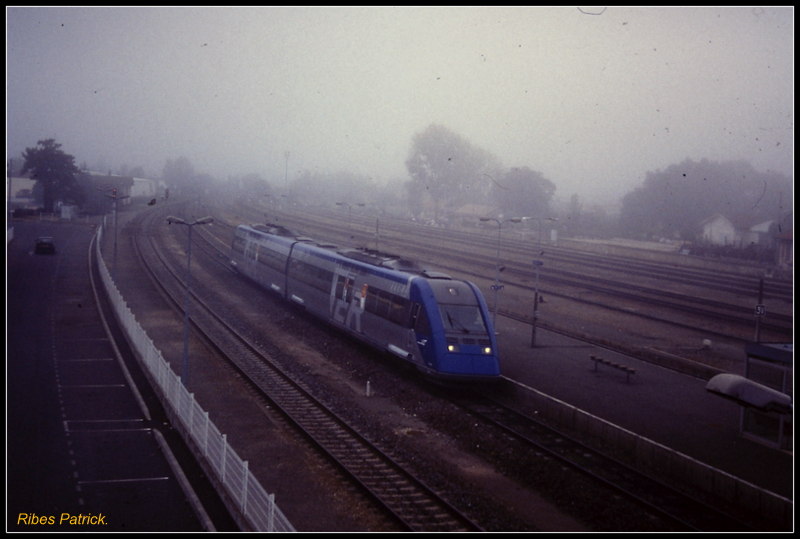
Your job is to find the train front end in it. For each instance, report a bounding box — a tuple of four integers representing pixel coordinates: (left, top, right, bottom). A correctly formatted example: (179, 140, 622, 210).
(412, 277, 501, 381)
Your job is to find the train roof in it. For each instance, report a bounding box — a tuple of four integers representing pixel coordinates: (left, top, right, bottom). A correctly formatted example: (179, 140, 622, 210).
(241, 222, 451, 278)
(339, 247, 421, 271)
(250, 223, 299, 237)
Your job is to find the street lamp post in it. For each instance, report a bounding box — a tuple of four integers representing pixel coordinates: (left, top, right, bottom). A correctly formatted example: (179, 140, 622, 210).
(166, 215, 214, 387)
(336, 201, 365, 240)
(531, 259, 544, 347)
(479, 216, 522, 330)
(284, 151, 290, 192)
(100, 187, 129, 279)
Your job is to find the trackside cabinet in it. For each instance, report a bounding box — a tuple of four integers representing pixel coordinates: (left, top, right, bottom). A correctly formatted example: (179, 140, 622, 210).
(742, 342, 793, 451)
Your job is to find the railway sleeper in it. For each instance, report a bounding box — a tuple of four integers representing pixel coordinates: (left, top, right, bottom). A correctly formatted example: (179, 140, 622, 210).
(590, 355, 636, 383)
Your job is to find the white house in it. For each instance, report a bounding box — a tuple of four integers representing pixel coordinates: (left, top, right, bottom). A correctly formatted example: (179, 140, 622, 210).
(699, 214, 737, 245)
(131, 177, 157, 198)
(740, 219, 775, 247)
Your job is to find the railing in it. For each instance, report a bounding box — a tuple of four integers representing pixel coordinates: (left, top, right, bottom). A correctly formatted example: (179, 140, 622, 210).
(95, 225, 295, 532)
(502, 377, 793, 530)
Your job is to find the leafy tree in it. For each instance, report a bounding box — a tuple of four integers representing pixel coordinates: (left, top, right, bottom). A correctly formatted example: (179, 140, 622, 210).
(21, 138, 84, 212)
(405, 124, 501, 220)
(619, 158, 792, 241)
(490, 166, 555, 218)
(162, 156, 195, 194)
(564, 193, 583, 237)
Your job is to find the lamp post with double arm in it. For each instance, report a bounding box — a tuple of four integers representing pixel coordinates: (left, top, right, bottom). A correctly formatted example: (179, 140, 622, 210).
(479, 216, 522, 331)
(166, 215, 214, 386)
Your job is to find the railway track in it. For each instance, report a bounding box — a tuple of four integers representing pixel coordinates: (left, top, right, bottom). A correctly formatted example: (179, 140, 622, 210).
(223, 203, 792, 342)
(127, 204, 483, 532)
(116, 200, 790, 531)
(448, 392, 764, 531)
(179, 202, 780, 530)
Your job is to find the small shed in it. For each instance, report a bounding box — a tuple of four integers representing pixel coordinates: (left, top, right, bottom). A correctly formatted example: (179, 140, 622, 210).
(774, 230, 793, 270)
(742, 342, 792, 450)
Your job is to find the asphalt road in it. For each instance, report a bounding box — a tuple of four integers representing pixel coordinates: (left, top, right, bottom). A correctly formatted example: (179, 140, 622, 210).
(6, 218, 234, 532)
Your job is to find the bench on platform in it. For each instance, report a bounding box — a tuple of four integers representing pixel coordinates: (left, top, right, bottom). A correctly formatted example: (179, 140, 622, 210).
(590, 355, 636, 383)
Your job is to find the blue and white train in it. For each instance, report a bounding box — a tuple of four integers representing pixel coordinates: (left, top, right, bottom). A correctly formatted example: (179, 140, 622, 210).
(230, 223, 501, 381)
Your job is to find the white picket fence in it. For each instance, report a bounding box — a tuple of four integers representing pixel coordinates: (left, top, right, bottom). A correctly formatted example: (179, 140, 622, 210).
(95, 225, 295, 532)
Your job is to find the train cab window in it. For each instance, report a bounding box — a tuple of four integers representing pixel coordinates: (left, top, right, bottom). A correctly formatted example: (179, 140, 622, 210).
(439, 304, 488, 335)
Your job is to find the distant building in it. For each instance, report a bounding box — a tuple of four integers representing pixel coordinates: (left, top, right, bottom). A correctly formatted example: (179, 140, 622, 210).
(452, 204, 496, 222)
(79, 172, 134, 214)
(699, 213, 780, 249)
(7, 176, 37, 210)
(60, 204, 78, 220)
(774, 230, 793, 270)
(699, 213, 736, 245)
(131, 177, 158, 198)
(86, 172, 134, 203)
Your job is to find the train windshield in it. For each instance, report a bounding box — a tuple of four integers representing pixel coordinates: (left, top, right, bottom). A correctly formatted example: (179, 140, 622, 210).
(438, 304, 489, 335)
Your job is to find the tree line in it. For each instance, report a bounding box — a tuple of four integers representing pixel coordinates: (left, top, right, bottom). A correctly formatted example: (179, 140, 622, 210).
(14, 129, 792, 247)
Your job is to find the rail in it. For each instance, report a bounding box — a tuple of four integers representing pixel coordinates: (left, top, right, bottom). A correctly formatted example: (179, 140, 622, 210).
(94, 224, 295, 532)
(499, 377, 793, 530)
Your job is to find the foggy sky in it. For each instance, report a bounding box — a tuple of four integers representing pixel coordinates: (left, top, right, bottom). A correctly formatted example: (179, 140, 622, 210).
(6, 6, 794, 205)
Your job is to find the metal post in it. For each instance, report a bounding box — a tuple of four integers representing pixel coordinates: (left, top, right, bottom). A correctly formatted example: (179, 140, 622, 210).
(284, 151, 289, 191)
(531, 259, 543, 347)
(754, 277, 764, 342)
(480, 217, 522, 331)
(492, 223, 501, 328)
(113, 195, 118, 277)
(167, 216, 214, 387)
(336, 202, 351, 236)
(100, 186, 128, 280)
(182, 224, 192, 385)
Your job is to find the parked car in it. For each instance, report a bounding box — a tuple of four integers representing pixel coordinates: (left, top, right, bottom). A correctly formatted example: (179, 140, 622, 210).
(34, 236, 56, 254)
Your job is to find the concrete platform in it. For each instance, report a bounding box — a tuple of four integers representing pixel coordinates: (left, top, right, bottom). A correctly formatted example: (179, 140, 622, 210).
(492, 313, 792, 501)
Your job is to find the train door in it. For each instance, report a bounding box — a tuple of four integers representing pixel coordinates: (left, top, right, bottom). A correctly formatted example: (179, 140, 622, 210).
(330, 270, 364, 332)
(241, 237, 260, 281)
(244, 238, 258, 263)
(409, 302, 435, 368)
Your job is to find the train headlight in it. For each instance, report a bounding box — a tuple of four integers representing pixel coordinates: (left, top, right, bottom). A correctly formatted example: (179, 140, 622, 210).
(447, 344, 459, 353)
(483, 346, 493, 355)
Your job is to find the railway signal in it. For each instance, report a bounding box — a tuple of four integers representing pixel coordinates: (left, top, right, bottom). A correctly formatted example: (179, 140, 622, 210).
(754, 278, 764, 342)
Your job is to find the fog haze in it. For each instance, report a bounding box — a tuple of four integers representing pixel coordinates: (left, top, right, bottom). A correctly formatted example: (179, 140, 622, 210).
(6, 6, 794, 205)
